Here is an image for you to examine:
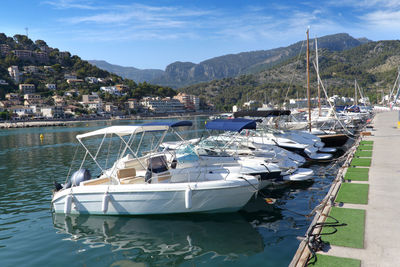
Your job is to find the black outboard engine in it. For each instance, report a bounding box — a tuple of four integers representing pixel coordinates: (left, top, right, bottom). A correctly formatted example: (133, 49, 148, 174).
(53, 181, 63, 191)
(69, 169, 92, 187)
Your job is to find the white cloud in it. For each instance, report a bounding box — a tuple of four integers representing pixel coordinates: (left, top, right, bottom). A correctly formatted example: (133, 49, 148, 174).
(42, 0, 102, 10)
(327, 0, 400, 9)
(42, 0, 395, 45)
(361, 10, 400, 28)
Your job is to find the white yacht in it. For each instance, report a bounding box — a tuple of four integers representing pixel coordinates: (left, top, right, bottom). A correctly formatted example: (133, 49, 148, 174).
(51, 122, 259, 215)
(203, 118, 315, 183)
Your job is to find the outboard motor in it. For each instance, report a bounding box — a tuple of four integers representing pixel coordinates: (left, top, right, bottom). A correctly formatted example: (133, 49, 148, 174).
(70, 169, 92, 187)
(53, 181, 63, 192)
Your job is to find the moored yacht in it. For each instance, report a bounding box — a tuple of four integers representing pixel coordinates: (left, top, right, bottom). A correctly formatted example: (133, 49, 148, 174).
(51, 122, 259, 215)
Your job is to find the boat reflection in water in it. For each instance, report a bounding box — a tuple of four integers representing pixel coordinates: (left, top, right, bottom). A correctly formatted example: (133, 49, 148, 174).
(52, 213, 264, 263)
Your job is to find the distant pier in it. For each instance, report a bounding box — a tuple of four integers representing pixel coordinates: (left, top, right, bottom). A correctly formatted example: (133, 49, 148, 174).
(0, 121, 67, 128)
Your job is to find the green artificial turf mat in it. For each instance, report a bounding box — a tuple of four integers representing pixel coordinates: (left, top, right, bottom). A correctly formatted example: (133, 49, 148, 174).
(357, 145, 373, 151)
(354, 150, 372, 157)
(321, 207, 365, 248)
(360, 140, 374, 145)
(335, 183, 369, 204)
(346, 167, 369, 173)
(350, 158, 371, 167)
(308, 254, 361, 267)
(344, 168, 369, 181)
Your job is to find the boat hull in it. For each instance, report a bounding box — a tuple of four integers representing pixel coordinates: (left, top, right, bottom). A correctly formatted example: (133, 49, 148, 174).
(52, 179, 257, 215)
(318, 134, 349, 147)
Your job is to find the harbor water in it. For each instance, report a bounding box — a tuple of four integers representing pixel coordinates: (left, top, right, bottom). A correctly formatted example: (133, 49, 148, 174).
(0, 116, 346, 267)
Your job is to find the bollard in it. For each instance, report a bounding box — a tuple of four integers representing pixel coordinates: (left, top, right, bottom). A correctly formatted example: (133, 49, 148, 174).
(398, 111, 400, 129)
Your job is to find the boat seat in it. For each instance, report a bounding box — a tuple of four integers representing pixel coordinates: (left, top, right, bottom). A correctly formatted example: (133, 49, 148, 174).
(156, 172, 171, 182)
(149, 171, 171, 183)
(121, 158, 146, 171)
(120, 177, 145, 184)
(117, 167, 136, 180)
(82, 177, 110, 186)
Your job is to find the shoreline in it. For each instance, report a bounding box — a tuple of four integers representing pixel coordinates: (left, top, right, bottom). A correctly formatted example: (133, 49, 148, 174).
(0, 112, 217, 129)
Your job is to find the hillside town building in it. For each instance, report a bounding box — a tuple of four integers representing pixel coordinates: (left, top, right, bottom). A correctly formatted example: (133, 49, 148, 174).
(174, 93, 200, 111)
(19, 84, 35, 94)
(8, 66, 20, 82)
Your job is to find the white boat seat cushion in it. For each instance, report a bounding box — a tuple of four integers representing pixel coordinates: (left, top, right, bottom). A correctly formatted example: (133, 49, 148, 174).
(117, 168, 136, 180)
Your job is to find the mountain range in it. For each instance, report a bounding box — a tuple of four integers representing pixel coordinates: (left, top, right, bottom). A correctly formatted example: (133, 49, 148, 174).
(87, 60, 164, 83)
(179, 39, 400, 110)
(88, 33, 370, 88)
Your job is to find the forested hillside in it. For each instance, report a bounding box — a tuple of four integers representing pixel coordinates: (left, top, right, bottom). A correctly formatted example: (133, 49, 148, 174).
(180, 40, 400, 111)
(90, 33, 368, 88)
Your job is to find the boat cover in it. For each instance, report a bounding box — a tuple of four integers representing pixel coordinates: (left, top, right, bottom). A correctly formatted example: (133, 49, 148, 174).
(76, 121, 193, 139)
(76, 125, 170, 139)
(233, 110, 291, 118)
(142, 120, 193, 127)
(205, 118, 256, 132)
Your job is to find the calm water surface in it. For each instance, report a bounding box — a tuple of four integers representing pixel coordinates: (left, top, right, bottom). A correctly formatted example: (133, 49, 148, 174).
(0, 117, 344, 267)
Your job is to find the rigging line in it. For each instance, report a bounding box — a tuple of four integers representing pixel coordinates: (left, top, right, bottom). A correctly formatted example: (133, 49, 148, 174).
(389, 68, 400, 101)
(64, 142, 80, 184)
(284, 39, 306, 102)
(104, 133, 113, 169)
(355, 80, 365, 104)
(312, 61, 354, 138)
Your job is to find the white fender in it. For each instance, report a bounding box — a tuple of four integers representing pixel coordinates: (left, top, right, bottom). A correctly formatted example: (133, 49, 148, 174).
(102, 194, 109, 213)
(64, 195, 72, 214)
(185, 187, 192, 209)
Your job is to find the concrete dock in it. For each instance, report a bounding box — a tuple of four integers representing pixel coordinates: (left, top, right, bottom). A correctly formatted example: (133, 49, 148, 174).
(317, 111, 400, 266)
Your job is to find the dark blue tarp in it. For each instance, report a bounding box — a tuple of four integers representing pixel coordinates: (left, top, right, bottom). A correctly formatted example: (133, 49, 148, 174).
(234, 110, 291, 118)
(205, 118, 257, 132)
(142, 120, 193, 128)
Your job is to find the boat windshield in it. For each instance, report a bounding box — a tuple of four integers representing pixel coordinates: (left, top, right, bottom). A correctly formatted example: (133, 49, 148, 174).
(175, 144, 199, 163)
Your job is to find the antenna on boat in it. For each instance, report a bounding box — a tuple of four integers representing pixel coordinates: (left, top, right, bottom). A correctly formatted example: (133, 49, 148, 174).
(306, 27, 312, 132)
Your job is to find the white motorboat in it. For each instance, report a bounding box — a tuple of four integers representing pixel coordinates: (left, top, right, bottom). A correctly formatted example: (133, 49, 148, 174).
(52, 122, 259, 215)
(232, 111, 335, 159)
(162, 119, 283, 189)
(259, 109, 351, 148)
(203, 118, 314, 183)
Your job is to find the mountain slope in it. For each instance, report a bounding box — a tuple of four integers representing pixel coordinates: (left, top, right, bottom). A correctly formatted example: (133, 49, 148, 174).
(179, 40, 399, 110)
(152, 33, 369, 87)
(89, 33, 369, 88)
(87, 60, 164, 83)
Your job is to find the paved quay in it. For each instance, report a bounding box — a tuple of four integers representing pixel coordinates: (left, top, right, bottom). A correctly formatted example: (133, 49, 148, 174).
(318, 110, 400, 266)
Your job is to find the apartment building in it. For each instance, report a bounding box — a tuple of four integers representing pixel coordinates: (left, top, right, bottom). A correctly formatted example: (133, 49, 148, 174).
(23, 65, 38, 73)
(174, 93, 200, 111)
(8, 66, 20, 82)
(0, 44, 10, 56)
(34, 51, 49, 63)
(23, 94, 43, 106)
(140, 97, 185, 113)
(19, 84, 35, 94)
(13, 50, 32, 60)
(46, 84, 57, 90)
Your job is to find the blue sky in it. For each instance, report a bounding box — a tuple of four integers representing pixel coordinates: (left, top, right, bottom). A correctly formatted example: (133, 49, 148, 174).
(1, 0, 399, 69)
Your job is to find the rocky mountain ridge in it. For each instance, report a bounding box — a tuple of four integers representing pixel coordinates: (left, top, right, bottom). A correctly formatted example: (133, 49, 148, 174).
(89, 33, 370, 88)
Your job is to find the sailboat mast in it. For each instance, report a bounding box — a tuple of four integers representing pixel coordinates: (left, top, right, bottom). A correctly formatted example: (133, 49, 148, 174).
(354, 79, 358, 105)
(315, 36, 321, 116)
(306, 28, 312, 132)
